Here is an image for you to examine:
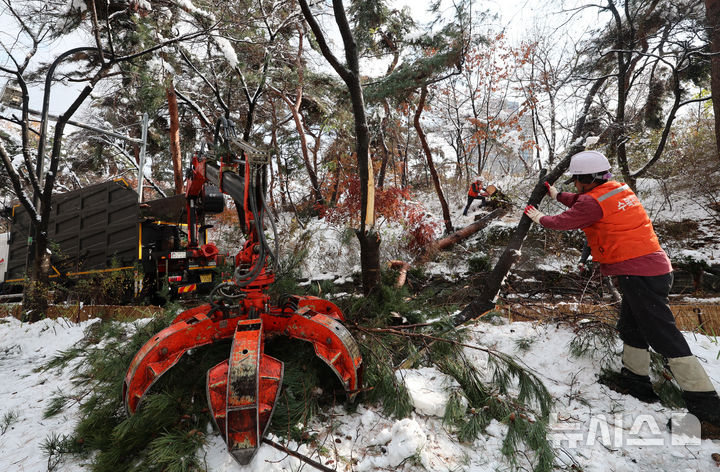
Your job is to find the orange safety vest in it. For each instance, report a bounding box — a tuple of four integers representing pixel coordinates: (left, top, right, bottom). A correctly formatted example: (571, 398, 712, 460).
(468, 181, 483, 197)
(582, 181, 661, 264)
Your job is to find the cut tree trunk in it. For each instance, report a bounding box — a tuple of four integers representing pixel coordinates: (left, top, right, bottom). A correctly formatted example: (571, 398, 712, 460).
(388, 260, 410, 287)
(417, 207, 509, 264)
(357, 230, 381, 295)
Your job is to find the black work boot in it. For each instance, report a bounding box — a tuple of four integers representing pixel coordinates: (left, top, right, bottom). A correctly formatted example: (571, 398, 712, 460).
(598, 367, 660, 403)
(682, 391, 720, 439)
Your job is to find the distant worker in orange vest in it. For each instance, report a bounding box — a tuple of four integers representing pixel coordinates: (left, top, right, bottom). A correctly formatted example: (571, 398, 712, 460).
(463, 179, 490, 216)
(524, 150, 720, 438)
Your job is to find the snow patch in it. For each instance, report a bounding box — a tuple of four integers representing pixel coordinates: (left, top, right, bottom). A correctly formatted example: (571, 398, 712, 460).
(11, 153, 25, 171)
(133, 0, 152, 10)
(681, 296, 720, 304)
(175, 0, 215, 20)
(674, 249, 714, 267)
(2, 317, 720, 472)
(357, 418, 428, 470)
(214, 36, 238, 68)
(69, 0, 87, 12)
(398, 367, 461, 417)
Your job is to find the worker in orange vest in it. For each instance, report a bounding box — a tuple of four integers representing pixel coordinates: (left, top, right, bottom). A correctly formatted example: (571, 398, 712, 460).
(524, 150, 720, 438)
(462, 179, 490, 216)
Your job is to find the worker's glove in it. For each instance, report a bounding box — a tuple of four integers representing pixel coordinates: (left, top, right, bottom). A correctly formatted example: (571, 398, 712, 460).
(524, 205, 545, 224)
(544, 182, 558, 200)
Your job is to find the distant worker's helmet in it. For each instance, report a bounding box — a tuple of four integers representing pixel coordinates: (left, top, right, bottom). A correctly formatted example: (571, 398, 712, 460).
(567, 151, 611, 175)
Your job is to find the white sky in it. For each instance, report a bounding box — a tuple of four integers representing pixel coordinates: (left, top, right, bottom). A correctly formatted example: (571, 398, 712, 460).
(0, 10, 94, 116)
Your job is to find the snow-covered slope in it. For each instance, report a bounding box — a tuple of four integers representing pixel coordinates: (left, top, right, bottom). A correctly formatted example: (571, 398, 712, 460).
(1, 315, 719, 472)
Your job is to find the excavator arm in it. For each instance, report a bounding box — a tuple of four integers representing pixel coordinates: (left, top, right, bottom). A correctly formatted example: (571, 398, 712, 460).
(123, 119, 362, 465)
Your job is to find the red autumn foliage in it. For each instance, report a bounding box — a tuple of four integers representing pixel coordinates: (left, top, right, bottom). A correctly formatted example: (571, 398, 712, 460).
(317, 177, 440, 255)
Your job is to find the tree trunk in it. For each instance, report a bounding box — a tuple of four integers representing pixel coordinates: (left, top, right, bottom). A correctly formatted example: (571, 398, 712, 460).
(377, 32, 400, 190)
(269, 98, 286, 207)
(299, 0, 381, 294)
(706, 0, 720, 161)
(329, 160, 342, 206)
(610, 5, 634, 190)
(418, 208, 508, 264)
(166, 83, 184, 195)
(273, 26, 324, 206)
(377, 128, 389, 189)
(24, 71, 99, 320)
(24, 229, 51, 322)
(288, 103, 325, 205)
(387, 260, 410, 287)
(456, 77, 606, 324)
(414, 86, 453, 234)
(401, 150, 408, 187)
(357, 229, 381, 295)
(607, 1, 663, 190)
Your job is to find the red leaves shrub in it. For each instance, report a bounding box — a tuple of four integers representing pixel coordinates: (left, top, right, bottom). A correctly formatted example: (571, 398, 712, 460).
(319, 177, 439, 254)
(404, 206, 440, 255)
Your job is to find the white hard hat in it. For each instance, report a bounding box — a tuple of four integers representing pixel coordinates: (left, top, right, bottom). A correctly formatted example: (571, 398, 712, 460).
(568, 151, 610, 175)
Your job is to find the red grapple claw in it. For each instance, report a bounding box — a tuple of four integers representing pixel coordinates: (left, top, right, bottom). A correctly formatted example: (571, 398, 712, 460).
(124, 302, 362, 465)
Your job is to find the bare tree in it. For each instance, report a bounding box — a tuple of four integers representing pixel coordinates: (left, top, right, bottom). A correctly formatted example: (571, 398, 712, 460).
(414, 85, 453, 233)
(0, 3, 207, 319)
(521, 30, 583, 167)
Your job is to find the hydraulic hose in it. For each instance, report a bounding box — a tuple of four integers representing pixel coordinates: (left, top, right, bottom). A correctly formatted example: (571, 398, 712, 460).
(258, 180, 279, 272)
(233, 170, 267, 287)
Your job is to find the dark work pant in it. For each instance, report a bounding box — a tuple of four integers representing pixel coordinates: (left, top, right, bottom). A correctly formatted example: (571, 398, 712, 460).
(579, 241, 592, 265)
(463, 195, 485, 215)
(616, 273, 692, 358)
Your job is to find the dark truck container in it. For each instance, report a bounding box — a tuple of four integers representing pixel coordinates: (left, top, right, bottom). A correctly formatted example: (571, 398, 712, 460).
(2, 179, 224, 302)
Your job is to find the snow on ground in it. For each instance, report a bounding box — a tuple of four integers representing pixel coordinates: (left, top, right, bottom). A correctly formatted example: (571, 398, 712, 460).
(2, 315, 719, 472)
(0, 317, 95, 471)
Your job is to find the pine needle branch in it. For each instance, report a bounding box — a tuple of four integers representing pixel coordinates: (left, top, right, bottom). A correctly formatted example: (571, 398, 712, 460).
(361, 321, 556, 472)
(353, 324, 548, 383)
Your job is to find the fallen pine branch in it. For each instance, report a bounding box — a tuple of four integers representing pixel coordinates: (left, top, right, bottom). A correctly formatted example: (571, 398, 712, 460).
(262, 437, 337, 472)
(352, 320, 542, 380)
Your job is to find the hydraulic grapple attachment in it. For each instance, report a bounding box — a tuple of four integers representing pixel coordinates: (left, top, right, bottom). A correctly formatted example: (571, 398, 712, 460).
(206, 319, 283, 464)
(123, 120, 362, 464)
(123, 298, 362, 464)
(122, 307, 234, 415)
